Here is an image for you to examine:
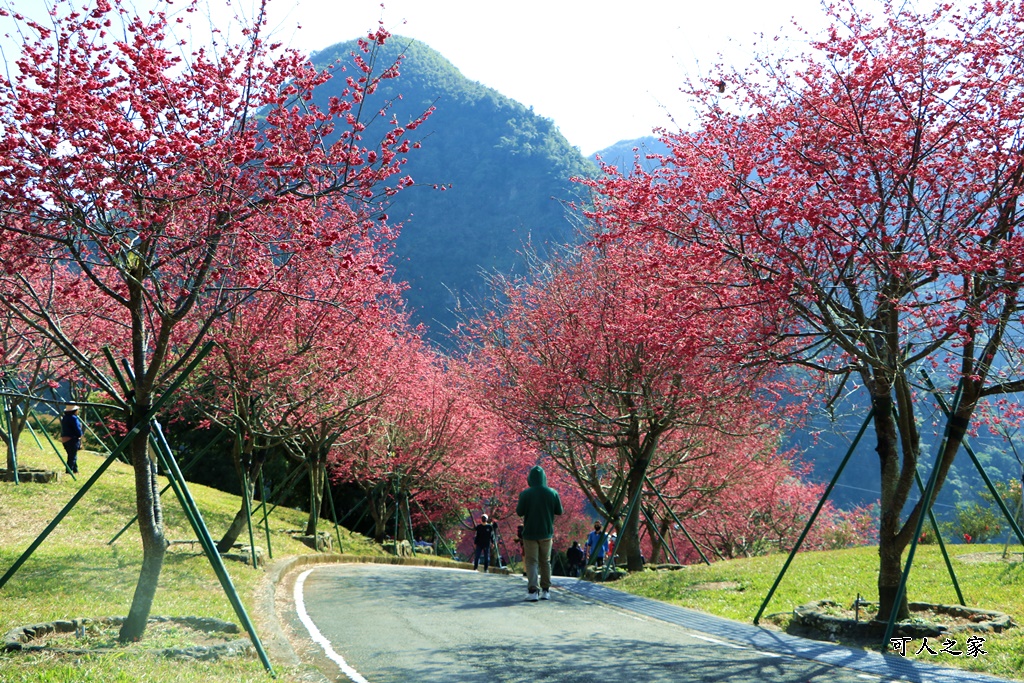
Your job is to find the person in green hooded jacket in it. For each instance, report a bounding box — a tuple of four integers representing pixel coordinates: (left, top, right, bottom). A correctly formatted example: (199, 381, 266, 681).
(515, 465, 563, 601)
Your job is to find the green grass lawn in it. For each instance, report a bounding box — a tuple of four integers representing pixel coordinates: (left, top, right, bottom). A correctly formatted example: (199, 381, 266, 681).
(614, 544, 1024, 680)
(0, 441, 386, 682)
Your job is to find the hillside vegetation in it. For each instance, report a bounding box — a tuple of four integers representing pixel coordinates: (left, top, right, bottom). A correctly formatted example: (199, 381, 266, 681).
(310, 37, 597, 344)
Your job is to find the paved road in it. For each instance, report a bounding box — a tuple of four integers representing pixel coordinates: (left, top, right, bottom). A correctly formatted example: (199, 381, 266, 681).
(289, 563, 896, 683)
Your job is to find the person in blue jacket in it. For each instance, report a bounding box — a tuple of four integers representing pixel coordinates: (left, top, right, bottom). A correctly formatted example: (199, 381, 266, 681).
(586, 521, 609, 567)
(60, 403, 84, 474)
(515, 465, 563, 601)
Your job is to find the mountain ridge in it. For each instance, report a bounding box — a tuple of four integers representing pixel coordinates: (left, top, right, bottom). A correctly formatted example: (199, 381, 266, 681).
(310, 37, 596, 345)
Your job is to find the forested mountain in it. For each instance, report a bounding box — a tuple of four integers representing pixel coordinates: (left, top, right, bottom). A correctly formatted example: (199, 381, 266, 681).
(310, 38, 597, 346)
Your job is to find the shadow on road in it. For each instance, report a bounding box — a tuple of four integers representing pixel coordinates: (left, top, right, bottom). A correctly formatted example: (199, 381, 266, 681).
(302, 565, 871, 683)
(384, 634, 856, 683)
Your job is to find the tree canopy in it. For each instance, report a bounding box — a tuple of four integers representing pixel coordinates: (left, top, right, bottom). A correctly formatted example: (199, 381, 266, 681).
(583, 0, 1024, 619)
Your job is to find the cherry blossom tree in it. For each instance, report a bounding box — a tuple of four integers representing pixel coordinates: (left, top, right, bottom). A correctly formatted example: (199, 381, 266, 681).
(656, 440, 876, 562)
(0, 0, 426, 640)
(585, 0, 1024, 619)
(278, 319, 408, 540)
(331, 347, 507, 545)
(182, 232, 407, 549)
(463, 238, 790, 571)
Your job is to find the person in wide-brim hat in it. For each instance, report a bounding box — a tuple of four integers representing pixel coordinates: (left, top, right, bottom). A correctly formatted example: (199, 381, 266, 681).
(60, 404, 84, 474)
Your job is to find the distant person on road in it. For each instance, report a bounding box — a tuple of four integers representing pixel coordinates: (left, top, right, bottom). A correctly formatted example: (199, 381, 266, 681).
(60, 403, 84, 475)
(515, 465, 563, 601)
(566, 541, 584, 577)
(472, 514, 498, 572)
(586, 522, 609, 567)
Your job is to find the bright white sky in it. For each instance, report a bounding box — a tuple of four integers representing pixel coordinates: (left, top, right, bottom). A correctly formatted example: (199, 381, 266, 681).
(2, 0, 830, 155)
(254, 0, 831, 155)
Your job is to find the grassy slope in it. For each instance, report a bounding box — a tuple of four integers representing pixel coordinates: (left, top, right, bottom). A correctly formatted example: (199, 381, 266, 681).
(0, 441, 385, 682)
(615, 545, 1024, 680)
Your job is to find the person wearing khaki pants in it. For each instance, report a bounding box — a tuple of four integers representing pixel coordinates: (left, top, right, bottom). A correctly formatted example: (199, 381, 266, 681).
(515, 465, 563, 601)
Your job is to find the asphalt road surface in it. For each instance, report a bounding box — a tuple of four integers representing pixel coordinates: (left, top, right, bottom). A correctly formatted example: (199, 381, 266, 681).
(290, 563, 892, 683)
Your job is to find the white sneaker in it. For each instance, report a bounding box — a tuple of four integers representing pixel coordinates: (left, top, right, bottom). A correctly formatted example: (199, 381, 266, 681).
(527, 592, 540, 602)
(541, 590, 551, 600)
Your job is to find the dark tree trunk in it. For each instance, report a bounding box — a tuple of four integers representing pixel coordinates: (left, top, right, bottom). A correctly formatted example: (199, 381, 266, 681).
(119, 409, 164, 643)
(216, 439, 263, 553)
(360, 482, 389, 542)
(646, 514, 672, 564)
(873, 391, 908, 621)
(874, 378, 975, 623)
(305, 459, 324, 536)
(397, 493, 412, 543)
(218, 506, 250, 554)
(2, 397, 27, 472)
(370, 500, 387, 542)
(3, 430, 14, 473)
(618, 461, 647, 571)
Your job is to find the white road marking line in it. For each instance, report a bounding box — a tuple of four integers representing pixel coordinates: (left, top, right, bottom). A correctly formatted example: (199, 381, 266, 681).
(294, 567, 370, 683)
(688, 633, 748, 650)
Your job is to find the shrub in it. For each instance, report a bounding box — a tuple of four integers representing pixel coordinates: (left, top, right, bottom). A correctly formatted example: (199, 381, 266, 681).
(941, 479, 1021, 544)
